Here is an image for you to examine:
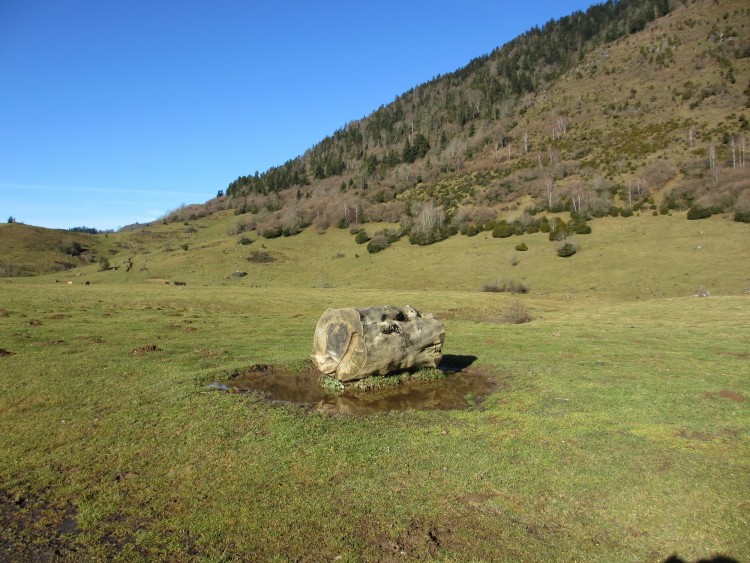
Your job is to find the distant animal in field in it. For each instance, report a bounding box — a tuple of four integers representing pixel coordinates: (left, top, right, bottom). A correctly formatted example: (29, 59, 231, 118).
(4, 280, 11, 284)
(67, 281, 73, 285)
(172, 281, 187, 286)
(85, 281, 90, 286)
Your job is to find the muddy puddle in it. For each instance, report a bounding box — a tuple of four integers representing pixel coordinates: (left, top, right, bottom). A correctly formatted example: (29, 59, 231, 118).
(212, 357, 500, 415)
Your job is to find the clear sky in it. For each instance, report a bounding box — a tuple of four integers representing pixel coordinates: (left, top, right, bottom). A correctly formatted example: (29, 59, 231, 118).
(1, 0, 600, 231)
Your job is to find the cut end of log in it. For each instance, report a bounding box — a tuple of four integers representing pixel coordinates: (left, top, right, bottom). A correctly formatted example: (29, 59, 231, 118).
(311, 305, 445, 382)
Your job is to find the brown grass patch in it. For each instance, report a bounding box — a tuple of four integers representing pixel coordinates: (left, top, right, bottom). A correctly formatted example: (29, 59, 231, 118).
(132, 344, 161, 356)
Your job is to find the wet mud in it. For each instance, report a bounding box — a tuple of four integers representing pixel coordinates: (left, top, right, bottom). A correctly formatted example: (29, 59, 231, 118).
(213, 357, 500, 415)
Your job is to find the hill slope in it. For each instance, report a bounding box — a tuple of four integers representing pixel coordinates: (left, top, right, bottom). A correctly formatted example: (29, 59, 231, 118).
(158, 0, 749, 242)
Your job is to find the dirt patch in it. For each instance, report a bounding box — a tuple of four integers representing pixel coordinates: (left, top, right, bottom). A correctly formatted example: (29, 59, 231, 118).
(185, 326, 197, 333)
(0, 309, 10, 317)
(28, 319, 43, 327)
(40, 340, 67, 346)
(678, 430, 712, 441)
(0, 349, 15, 357)
(132, 344, 162, 356)
(704, 390, 747, 403)
(90, 336, 105, 344)
(0, 489, 80, 561)
(48, 314, 71, 320)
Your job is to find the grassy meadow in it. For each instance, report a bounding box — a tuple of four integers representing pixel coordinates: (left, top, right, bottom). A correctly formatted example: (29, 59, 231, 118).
(1, 213, 749, 561)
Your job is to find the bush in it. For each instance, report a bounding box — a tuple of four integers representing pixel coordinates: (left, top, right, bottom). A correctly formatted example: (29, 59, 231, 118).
(367, 235, 390, 254)
(515, 242, 528, 251)
(262, 226, 283, 239)
(620, 208, 634, 217)
(60, 240, 84, 256)
(501, 299, 532, 324)
(687, 206, 712, 220)
(98, 256, 110, 271)
(408, 225, 454, 246)
(481, 279, 528, 294)
(570, 222, 592, 234)
(733, 210, 750, 223)
(247, 251, 274, 263)
(557, 242, 577, 257)
(492, 221, 514, 238)
(355, 230, 371, 244)
(237, 236, 252, 245)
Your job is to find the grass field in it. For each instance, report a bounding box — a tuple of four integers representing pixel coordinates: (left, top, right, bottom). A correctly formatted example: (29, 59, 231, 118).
(0, 210, 750, 561)
(1, 213, 749, 561)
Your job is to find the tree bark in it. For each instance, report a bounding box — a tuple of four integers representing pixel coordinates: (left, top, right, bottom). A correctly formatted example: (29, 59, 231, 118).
(312, 305, 445, 382)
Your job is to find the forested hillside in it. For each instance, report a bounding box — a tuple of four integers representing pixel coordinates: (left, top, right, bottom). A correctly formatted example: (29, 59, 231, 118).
(163, 0, 749, 248)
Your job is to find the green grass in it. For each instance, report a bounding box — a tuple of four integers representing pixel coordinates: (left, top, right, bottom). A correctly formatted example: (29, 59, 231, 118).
(1, 278, 748, 560)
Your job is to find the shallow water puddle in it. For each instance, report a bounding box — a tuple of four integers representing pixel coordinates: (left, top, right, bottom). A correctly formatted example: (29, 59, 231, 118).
(212, 363, 500, 415)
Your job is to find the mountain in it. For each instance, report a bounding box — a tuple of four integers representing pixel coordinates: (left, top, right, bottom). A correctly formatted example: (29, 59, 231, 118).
(159, 0, 748, 243)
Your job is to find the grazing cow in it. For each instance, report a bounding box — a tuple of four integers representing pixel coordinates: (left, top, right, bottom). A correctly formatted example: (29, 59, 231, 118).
(85, 281, 90, 286)
(67, 281, 73, 285)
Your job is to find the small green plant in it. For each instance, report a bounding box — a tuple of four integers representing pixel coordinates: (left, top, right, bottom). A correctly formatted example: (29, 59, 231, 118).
(557, 242, 577, 257)
(98, 256, 110, 271)
(319, 376, 344, 394)
(181, 244, 189, 251)
(515, 242, 528, 251)
(237, 236, 252, 245)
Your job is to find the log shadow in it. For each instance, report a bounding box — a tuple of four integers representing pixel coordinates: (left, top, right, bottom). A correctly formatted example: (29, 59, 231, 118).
(439, 354, 478, 372)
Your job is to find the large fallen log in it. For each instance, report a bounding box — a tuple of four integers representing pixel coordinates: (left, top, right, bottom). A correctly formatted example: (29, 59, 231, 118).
(312, 305, 445, 382)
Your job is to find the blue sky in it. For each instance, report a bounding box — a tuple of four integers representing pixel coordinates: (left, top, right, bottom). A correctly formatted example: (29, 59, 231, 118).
(1, 0, 600, 231)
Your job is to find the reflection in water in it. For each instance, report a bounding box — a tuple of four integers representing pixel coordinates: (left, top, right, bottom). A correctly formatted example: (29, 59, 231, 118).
(215, 368, 499, 416)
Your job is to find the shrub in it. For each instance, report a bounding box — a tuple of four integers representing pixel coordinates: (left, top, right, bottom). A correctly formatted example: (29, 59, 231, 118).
(408, 225, 454, 246)
(492, 221, 514, 238)
(734, 210, 750, 223)
(481, 279, 528, 294)
(687, 206, 712, 220)
(355, 230, 370, 244)
(181, 244, 189, 251)
(98, 256, 110, 271)
(237, 236, 252, 245)
(557, 242, 577, 257)
(515, 242, 528, 251)
(262, 226, 283, 238)
(501, 299, 532, 324)
(570, 222, 592, 234)
(60, 240, 84, 256)
(620, 208, 634, 217)
(367, 235, 390, 254)
(247, 251, 274, 263)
